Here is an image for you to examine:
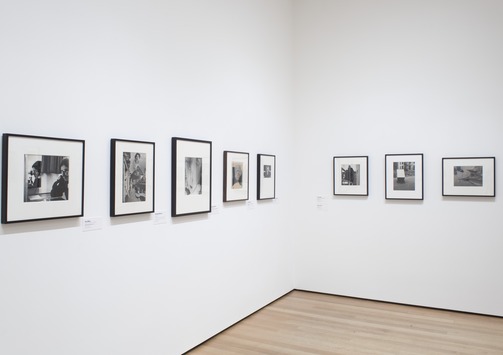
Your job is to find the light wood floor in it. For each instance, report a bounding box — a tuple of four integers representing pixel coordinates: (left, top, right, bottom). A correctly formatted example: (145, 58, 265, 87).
(186, 290, 503, 355)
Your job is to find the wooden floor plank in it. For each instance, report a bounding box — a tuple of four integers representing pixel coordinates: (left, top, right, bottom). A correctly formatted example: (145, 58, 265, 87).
(186, 290, 503, 354)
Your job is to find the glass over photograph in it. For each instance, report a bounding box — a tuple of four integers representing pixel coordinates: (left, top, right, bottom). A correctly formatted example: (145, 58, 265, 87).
(341, 164, 360, 186)
(122, 152, 147, 202)
(385, 154, 423, 200)
(392, 161, 415, 191)
(453, 166, 483, 187)
(263, 165, 272, 178)
(232, 162, 243, 189)
(185, 157, 202, 195)
(24, 155, 70, 202)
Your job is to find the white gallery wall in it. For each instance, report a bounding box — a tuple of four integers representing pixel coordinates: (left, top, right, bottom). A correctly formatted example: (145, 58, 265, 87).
(292, 0, 503, 316)
(0, 1, 295, 354)
(2, 0, 503, 354)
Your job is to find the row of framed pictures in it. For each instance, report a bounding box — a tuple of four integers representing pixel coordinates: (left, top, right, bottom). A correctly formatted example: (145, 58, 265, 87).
(1, 134, 276, 224)
(333, 154, 496, 199)
(170, 138, 276, 217)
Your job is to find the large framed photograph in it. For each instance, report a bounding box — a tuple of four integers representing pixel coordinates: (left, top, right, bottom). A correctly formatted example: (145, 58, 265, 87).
(110, 139, 155, 216)
(385, 153, 423, 200)
(333, 156, 368, 196)
(2, 133, 85, 223)
(442, 157, 495, 197)
(171, 137, 212, 217)
(257, 154, 275, 200)
(223, 151, 249, 202)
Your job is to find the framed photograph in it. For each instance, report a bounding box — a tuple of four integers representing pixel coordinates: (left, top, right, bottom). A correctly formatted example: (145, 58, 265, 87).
(442, 157, 495, 197)
(333, 156, 368, 196)
(171, 137, 212, 217)
(385, 153, 423, 200)
(1, 133, 85, 224)
(110, 139, 155, 216)
(257, 154, 275, 200)
(223, 151, 249, 202)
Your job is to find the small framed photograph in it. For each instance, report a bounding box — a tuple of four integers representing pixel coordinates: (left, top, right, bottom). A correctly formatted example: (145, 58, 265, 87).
(110, 139, 155, 216)
(171, 137, 212, 217)
(223, 151, 249, 202)
(333, 156, 368, 196)
(442, 157, 495, 197)
(257, 154, 275, 200)
(385, 153, 423, 200)
(1, 133, 85, 223)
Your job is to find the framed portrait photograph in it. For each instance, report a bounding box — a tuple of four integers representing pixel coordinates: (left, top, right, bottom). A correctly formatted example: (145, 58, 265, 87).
(110, 139, 155, 216)
(333, 156, 368, 196)
(1, 133, 85, 224)
(171, 137, 212, 217)
(442, 157, 495, 197)
(223, 151, 249, 202)
(385, 153, 423, 200)
(257, 154, 275, 200)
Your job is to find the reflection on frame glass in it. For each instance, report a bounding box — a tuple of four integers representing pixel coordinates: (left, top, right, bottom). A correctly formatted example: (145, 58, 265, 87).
(257, 154, 275, 200)
(172, 137, 212, 217)
(333, 156, 368, 196)
(385, 153, 423, 200)
(110, 139, 155, 217)
(442, 157, 495, 197)
(223, 151, 249, 202)
(2, 133, 85, 223)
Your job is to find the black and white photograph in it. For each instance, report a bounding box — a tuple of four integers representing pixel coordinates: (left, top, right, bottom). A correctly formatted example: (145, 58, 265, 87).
(223, 151, 249, 202)
(264, 165, 272, 178)
(385, 154, 423, 200)
(24, 155, 69, 202)
(232, 162, 243, 189)
(341, 164, 359, 185)
(172, 137, 212, 217)
(453, 166, 483, 187)
(123, 152, 147, 202)
(257, 154, 276, 200)
(333, 156, 368, 196)
(111, 139, 155, 217)
(443, 157, 495, 197)
(185, 157, 202, 195)
(2, 134, 85, 223)
(392, 161, 415, 191)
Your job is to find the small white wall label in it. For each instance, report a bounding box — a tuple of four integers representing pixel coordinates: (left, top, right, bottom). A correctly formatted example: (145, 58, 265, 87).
(82, 217, 103, 232)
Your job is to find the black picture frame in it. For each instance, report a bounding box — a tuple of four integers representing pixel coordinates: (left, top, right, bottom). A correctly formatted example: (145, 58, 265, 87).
(223, 151, 249, 202)
(110, 139, 155, 217)
(257, 154, 276, 200)
(2, 133, 85, 224)
(442, 157, 495, 197)
(171, 137, 212, 217)
(333, 156, 369, 196)
(385, 153, 424, 200)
